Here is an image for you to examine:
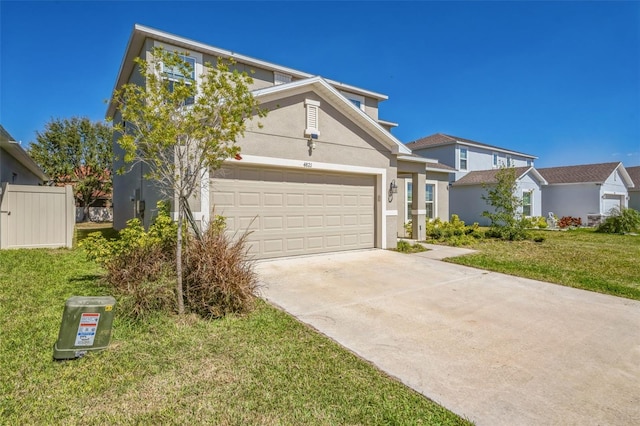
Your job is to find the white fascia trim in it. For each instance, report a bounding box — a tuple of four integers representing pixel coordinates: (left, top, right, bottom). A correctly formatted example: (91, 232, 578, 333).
(397, 155, 439, 164)
(229, 154, 385, 176)
(455, 140, 537, 160)
(613, 164, 635, 188)
(134, 24, 388, 100)
(378, 119, 399, 128)
(226, 154, 389, 249)
(253, 77, 411, 156)
(517, 167, 548, 186)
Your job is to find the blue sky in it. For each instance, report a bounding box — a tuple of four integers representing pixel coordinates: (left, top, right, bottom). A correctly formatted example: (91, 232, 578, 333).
(1, 1, 639, 168)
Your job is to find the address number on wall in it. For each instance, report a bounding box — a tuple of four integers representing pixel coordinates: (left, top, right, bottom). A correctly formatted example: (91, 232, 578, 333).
(303, 162, 313, 168)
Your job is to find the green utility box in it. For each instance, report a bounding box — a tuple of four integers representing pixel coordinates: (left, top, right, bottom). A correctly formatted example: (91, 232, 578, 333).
(53, 296, 116, 360)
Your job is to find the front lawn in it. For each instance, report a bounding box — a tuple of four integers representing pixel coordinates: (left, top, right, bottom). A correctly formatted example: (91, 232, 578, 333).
(0, 248, 469, 425)
(446, 228, 640, 300)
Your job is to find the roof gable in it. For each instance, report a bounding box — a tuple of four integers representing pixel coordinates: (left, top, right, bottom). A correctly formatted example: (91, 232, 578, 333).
(253, 77, 411, 155)
(452, 167, 546, 187)
(537, 162, 633, 187)
(406, 133, 537, 159)
(626, 166, 640, 191)
(107, 24, 388, 119)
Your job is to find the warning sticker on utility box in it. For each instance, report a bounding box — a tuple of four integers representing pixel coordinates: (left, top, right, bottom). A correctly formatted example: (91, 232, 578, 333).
(75, 312, 100, 347)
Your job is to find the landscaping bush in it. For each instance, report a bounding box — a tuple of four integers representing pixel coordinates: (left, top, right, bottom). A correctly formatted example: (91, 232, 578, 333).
(558, 216, 582, 229)
(523, 216, 548, 229)
(81, 207, 178, 319)
(396, 240, 427, 253)
(424, 216, 482, 245)
(183, 224, 259, 319)
(81, 204, 258, 319)
(597, 207, 640, 234)
(404, 220, 413, 239)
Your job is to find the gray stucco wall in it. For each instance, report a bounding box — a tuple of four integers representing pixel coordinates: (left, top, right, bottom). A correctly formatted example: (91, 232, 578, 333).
(541, 184, 600, 224)
(0, 148, 43, 185)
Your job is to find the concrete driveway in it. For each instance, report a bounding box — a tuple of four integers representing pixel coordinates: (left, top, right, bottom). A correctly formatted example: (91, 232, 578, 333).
(256, 249, 640, 425)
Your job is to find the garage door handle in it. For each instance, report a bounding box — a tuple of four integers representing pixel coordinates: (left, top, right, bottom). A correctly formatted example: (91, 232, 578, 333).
(0, 210, 10, 215)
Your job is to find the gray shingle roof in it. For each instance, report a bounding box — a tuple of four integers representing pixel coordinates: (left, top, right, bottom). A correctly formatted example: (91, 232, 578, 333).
(537, 162, 621, 184)
(406, 133, 536, 159)
(452, 167, 532, 186)
(626, 166, 640, 191)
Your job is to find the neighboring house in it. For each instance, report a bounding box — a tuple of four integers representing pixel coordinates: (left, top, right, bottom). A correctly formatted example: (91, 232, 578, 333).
(405, 132, 539, 225)
(108, 24, 448, 258)
(1, 125, 74, 249)
(627, 166, 640, 211)
(449, 167, 547, 226)
(1, 125, 48, 185)
(406, 133, 537, 181)
(537, 162, 634, 226)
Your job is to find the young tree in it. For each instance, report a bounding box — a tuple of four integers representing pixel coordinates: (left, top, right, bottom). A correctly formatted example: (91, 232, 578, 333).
(29, 117, 113, 221)
(482, 166, 528, 240)
(110, 47, 265, 315)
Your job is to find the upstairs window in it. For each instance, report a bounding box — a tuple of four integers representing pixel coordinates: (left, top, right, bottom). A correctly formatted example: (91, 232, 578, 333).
(162, 54, 196, 106)
(339, 91, 366, 112)
(459, 148, 468, 170)
(506, 155, 513, 167)
(492, 153, 499, 168)
(527, 159, 533, 167)
(274, 71, 292, 85)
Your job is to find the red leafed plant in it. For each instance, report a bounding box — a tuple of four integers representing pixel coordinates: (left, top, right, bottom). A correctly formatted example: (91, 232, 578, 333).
(558, 216, 582, 229)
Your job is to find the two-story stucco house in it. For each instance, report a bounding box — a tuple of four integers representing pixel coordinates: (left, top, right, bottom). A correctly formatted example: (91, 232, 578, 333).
(405, 133, 541, 225)
(537, 162, 635, 225)
(107, 25, 454, 258)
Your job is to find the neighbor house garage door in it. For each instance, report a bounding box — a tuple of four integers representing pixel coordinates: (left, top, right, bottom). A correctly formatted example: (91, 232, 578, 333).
(211, 165, 375, 259)
(603, 194, 624, 214)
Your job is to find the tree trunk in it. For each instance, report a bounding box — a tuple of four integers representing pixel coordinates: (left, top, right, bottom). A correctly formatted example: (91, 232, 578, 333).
(82, 204, 90, 222)
(176, 205, 185, 315)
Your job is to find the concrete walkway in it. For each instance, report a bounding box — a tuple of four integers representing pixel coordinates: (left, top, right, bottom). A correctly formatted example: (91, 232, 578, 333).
(256, 249, 640, 425)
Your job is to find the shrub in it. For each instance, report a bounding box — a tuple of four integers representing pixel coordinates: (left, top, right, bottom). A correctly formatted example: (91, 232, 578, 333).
(183, 225, 259, 319)
(424, 216, 482, 245)
(396, 240, 427, 253)
(558, 216, 582, 229)
(81, 205, 178, 319)
(404, 220, 413, 239)
(597, 207, 640, 234)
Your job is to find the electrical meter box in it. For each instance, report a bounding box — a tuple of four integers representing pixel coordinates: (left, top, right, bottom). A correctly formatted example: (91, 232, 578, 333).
(53, 296, 116, 360)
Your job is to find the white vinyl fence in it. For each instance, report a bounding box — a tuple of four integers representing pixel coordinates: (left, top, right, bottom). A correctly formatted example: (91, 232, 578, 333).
(0, 183, 74, 249)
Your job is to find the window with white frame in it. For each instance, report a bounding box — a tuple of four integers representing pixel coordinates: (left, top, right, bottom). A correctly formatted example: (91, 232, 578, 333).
(339, 91, 366, 111)
(506, 155, 513, 167)
(527, 159, 533, 167)
(406, 180, 412, 222)
(522, 190, 532, 216)
(162, 53, 196, 106)
(274, 71, 292, 85)
(425, 183, 435, 219)
(492, 153, 499, 168)
(459, 148, 468, 170)
(304, 99, 320, 137)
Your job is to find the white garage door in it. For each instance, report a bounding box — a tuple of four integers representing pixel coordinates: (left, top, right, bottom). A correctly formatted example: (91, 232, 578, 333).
(603, 194, 623, 215)
(211, 165, 376, 259)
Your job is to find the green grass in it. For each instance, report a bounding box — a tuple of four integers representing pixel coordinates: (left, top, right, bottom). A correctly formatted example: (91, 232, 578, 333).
(74, 222, 119, 247)
(0, 248, 469, 425)
(446, 228, 640, 300)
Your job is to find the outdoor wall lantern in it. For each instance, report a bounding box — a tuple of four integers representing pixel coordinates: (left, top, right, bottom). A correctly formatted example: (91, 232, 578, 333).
(388, 179, 398, 202)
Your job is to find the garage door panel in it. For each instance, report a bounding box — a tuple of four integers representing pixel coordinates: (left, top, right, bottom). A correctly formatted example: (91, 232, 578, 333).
(212, 165, 375, 259)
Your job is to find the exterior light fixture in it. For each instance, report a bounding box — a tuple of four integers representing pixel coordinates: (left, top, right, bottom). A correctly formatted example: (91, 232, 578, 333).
(388, 179, 398, 202)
